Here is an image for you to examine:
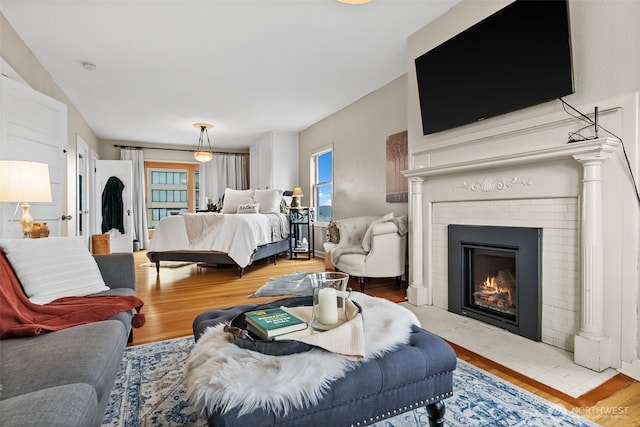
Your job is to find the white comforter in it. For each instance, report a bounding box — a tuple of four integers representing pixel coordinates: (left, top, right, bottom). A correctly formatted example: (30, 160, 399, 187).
(147, 213, 288, 268)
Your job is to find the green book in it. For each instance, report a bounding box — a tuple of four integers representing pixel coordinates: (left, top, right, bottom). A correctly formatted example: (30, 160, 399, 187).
(244, 307, 307, 339)
(246, 323, 312, 341)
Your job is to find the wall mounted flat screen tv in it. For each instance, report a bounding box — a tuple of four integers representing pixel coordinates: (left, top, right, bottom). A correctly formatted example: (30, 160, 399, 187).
(415, 0, 574, 135)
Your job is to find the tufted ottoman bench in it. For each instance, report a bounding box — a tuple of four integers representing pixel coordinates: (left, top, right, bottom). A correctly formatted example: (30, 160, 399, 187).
(192, 301, 457, 427)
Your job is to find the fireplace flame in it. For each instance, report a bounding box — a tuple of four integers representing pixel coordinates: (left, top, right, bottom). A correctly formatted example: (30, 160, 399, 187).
(481, 274, 512, 305)
(484, 275, 497, 291)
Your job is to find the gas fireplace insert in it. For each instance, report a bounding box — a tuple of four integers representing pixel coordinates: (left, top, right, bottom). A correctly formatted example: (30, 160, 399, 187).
(448, 225, 541, 341)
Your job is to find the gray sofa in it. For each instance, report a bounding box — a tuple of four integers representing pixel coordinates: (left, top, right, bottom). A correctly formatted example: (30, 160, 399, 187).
(0, 253, 137, 427)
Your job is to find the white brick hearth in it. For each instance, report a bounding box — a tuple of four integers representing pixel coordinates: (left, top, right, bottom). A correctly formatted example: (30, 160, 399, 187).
(403, 93, 640, 379)
(402, 302, 617, 397)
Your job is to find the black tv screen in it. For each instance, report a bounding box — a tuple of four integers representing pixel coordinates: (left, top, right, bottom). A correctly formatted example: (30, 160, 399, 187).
(415, 0, 574, 135)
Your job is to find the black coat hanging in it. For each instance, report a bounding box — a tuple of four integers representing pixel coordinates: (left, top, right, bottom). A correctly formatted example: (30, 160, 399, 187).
(101, 176, 125, 234)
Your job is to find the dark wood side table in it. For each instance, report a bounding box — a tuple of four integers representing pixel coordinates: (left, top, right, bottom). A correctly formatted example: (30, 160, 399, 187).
(289, 207, 314, 260)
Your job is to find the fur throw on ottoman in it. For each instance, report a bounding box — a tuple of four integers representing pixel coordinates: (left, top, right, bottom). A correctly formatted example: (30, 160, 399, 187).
(185, 292, 419, 417)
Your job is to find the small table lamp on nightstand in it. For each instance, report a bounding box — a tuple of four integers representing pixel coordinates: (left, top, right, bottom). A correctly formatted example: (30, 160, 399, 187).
(291, 187, 304, 208)
(0, 160, 52, 237)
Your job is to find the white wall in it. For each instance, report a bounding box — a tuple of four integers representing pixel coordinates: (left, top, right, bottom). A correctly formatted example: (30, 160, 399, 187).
(299, 75, 410, 221)
(249, 131, 298, 191)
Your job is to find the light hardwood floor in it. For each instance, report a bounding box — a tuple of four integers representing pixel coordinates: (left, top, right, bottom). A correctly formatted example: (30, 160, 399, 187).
(130, 251, 639, 426)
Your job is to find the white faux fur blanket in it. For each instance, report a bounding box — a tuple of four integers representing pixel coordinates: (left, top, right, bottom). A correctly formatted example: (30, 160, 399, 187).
(184, 292, 419, 417)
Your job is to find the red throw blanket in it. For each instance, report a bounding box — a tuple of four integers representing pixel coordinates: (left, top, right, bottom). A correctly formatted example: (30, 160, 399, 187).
(1, 251, 145, 339)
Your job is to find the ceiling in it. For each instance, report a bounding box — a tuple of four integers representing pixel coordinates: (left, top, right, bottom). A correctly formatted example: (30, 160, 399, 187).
(1, 0, 460, 150)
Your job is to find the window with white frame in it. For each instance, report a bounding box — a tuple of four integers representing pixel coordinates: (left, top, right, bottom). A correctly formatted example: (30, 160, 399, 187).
(311, 148, 332, 223)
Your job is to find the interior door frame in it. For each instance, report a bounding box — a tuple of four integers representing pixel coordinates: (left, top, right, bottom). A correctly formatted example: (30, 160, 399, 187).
(90, 148, 100, 235)
(95, 160, 133, 253)
(76, 134, 91, 247)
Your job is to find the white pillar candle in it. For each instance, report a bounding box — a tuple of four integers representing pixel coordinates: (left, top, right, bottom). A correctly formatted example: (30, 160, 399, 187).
(318, 287, 339, 325)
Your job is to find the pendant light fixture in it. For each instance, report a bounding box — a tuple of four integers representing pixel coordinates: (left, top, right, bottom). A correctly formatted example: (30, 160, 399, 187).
(193, 123, 214, 162)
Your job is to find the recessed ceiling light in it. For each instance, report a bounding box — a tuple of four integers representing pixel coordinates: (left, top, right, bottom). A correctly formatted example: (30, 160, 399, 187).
(337, 0, 373, 4)
(82, 61, 96, 71)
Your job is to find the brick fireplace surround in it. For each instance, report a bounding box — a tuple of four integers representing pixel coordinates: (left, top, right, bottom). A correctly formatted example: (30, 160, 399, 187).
(403, 93, 640, 379)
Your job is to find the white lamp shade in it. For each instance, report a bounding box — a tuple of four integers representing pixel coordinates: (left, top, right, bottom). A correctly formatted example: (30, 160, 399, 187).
(0, 161, 53, 203)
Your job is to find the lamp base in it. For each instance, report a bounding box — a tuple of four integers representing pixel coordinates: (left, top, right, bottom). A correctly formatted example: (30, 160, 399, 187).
(19, 202, 34, 237)
(291, 196, 302, 208)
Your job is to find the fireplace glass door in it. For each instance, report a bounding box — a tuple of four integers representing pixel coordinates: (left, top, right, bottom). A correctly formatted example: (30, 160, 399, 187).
(466, 247, 517, 320)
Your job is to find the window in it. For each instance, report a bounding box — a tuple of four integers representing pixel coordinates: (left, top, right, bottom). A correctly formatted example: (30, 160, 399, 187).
(145, 162, 200, 228)
(311, 148, 332, 223)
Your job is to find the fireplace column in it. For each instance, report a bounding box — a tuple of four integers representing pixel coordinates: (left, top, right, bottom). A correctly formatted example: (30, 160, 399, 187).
(407, 177, 431, 305)
(573, 145, 617, 371)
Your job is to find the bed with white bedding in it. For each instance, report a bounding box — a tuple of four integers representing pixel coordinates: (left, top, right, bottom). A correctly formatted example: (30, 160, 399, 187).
(146, 211, 290, 277)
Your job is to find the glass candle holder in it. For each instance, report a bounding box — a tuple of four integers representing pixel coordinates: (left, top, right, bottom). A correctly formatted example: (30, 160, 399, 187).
(308, 271, 350, 331)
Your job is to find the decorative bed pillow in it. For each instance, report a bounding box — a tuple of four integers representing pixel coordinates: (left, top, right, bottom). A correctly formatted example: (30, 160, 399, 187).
(221, 188, 254, 214)
(326, 220, 340, 243)
(237, 203, 260, 214)
(0, 237, 110, 305)
(253, 189, 282, 213)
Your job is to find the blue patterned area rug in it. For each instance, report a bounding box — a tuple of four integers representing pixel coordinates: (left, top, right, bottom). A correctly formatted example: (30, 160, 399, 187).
(102, 336, 598, 427)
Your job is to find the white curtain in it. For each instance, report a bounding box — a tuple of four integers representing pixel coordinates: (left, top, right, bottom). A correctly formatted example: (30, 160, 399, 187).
(202, 154, 248, 207)
(120, 148, 150, 249)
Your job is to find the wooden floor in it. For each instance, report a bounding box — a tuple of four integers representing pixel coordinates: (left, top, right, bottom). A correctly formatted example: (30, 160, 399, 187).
(130, 251, 639, 426)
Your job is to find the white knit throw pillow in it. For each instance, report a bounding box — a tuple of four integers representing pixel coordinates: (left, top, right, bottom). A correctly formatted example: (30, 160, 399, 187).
(0, 237, 109, 304)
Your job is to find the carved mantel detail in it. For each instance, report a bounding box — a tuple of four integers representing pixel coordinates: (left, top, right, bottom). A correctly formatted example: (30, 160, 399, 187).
(457, 176, 531, 193)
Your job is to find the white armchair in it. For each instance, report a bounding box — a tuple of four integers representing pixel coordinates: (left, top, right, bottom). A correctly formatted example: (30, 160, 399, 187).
(323, 214, 407, 292)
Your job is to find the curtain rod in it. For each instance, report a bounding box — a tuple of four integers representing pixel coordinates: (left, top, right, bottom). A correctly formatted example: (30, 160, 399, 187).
(114, 144, 247, 156)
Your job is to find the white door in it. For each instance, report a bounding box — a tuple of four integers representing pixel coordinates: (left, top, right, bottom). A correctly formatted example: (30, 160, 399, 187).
(95, 160, 133, 253)
(0, 75, 68, 239)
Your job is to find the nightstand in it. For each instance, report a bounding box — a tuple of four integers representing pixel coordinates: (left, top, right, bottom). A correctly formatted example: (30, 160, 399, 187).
(289, 207, 314, 260)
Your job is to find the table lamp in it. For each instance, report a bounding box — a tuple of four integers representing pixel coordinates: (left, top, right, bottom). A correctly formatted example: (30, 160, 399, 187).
(0, 160, 53, 236)
(291, 187, 304, 208)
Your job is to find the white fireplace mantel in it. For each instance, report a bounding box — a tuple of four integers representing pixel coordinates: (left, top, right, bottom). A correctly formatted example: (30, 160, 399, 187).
(404, 137, 620, 179)
(403, 137, 621, 372)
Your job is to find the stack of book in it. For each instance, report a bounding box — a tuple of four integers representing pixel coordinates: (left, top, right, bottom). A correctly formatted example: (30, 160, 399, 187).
(244, 307, 311, 341)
